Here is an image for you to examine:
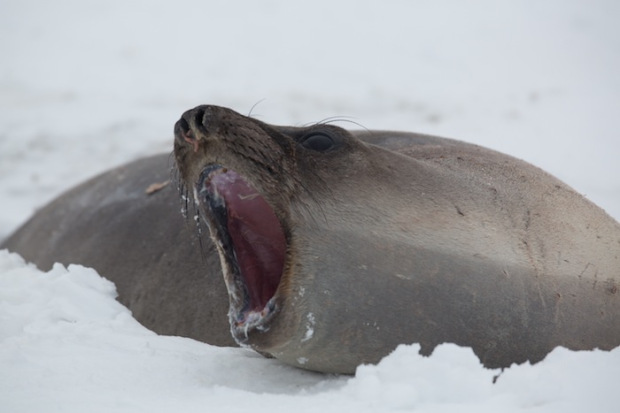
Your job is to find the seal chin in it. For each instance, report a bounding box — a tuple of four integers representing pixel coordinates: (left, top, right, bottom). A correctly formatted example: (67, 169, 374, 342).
(195, 164, 287, 343)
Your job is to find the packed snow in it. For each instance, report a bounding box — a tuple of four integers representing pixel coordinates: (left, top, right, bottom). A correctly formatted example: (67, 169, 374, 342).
(1, 1, 619, 412)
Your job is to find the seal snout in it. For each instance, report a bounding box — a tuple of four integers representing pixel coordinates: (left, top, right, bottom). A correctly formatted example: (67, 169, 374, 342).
(175, 105, 233, 150)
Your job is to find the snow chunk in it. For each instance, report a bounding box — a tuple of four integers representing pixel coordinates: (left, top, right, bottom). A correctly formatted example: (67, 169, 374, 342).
(301, 312, 315, 342)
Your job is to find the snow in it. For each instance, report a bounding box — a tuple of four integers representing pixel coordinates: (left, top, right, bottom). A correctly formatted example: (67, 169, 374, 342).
(302, 312, 316, 342)
(1, 0, 619, 412)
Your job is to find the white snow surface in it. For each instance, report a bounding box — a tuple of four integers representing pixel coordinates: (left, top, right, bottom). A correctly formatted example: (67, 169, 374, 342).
(1, 0, 619, 412)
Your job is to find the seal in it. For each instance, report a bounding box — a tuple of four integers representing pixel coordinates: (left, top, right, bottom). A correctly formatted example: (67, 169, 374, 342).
(1, 154, 236, 347)
(3, 105, 619, 374)
(174, 104, 620, 374)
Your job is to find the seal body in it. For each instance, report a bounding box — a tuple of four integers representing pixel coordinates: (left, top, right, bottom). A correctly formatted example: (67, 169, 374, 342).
(174, 105, 620, 374)
(3, 105, 620, 374)
(1, 155, 235, 347)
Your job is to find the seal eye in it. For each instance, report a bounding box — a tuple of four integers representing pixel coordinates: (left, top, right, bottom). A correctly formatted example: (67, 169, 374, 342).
(300, 133, 336, 152)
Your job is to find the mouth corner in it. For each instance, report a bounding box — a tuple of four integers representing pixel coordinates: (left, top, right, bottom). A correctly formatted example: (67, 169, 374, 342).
(229, 297, 279, 344)
(194, 164, 288, 342)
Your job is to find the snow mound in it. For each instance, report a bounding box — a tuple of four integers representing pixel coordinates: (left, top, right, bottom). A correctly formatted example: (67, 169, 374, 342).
(1, 250, 618, 413)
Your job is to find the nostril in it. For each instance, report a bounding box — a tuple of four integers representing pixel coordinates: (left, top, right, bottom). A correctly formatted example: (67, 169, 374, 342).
(175, 113, 200, 153)
(177, 116, 190, 135)
(194, 110, 204, 133)
(182, 126, 194, 143)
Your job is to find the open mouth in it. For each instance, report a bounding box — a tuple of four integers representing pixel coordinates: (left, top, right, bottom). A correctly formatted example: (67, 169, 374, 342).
(195, 165, 287, 340)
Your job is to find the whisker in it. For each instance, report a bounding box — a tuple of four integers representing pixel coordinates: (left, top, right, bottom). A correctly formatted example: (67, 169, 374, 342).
(301, 116, 370, 132)
(248, 99, 267, 118)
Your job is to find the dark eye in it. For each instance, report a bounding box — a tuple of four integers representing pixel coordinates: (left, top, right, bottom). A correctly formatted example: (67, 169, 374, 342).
(301, 133, 335, 152)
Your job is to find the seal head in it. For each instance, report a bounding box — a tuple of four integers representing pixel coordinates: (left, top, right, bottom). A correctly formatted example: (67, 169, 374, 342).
(174, 105, 359, 350)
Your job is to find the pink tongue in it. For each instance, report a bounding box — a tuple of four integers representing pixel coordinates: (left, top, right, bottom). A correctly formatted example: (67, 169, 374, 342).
(211, 171, 286, 311)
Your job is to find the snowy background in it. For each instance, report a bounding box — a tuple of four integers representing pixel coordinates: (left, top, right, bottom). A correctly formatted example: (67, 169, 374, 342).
(1, 0, 619, 412)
